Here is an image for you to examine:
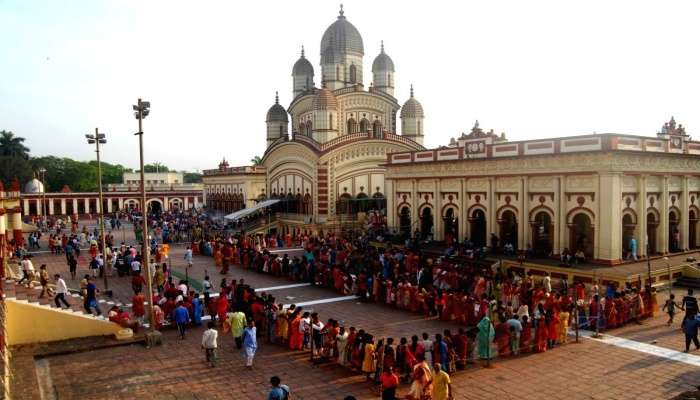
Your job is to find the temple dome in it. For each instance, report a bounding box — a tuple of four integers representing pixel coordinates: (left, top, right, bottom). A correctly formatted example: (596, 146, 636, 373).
(313, 87, 338, 110)
(400, 85, 424, 118)
(320, 6, 364, 59)
(266, 92, 288, 122)
(24, 178, 44, 194)
(372, 42, 394, 72)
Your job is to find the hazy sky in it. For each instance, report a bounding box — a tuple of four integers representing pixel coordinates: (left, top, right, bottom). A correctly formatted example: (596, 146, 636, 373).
(2, 0, 699, 171)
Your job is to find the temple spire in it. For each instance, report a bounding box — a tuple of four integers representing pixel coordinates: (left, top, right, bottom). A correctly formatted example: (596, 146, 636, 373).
(381, 40, 385, 53)
(301, 45, 305, 58)
(410, 84, 414, 98)
(275, 91, 279, 104)
(339, 3, 344, 18)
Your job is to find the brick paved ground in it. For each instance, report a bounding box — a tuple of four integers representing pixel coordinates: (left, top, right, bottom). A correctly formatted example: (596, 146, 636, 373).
(8, 224, 700, 399)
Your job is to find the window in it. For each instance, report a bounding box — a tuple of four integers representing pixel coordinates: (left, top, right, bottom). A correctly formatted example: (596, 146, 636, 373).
(347, 118, 357, 134)
(329, 114, 333, 130)
(279, 124, 283, 136)
(349, 64, 357, 83)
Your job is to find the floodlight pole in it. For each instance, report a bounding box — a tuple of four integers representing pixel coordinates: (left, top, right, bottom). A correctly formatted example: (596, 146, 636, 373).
(93, 128, 109, 291)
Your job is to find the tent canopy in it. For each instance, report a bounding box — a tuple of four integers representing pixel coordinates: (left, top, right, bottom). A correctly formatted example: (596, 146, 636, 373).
(224, 199, 280, 221)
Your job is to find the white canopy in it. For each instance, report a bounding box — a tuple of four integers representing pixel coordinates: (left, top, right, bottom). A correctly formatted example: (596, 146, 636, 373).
(223, 199, 280, 221)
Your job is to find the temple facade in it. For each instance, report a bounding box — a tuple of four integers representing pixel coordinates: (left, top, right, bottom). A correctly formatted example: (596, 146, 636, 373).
(384, 118, 700, 264)
(203, 6, 426, 221)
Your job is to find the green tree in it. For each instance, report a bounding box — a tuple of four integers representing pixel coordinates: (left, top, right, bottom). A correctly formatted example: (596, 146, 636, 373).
(183, 172, 203, 183)
(0, 155, 32, 187)
(143, 162, 169, 173)
(0, 131, 30, 159)
(250, 156, 263, 165)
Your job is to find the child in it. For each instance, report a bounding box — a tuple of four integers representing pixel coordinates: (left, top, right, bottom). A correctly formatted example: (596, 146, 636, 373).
(663, 293, 679, 327)
(201, 321, 218, 367)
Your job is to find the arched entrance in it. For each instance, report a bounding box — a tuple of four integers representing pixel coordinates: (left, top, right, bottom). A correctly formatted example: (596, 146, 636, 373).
(531, 211, 553, 257)
(148, 200, 163, 215)
(420, 207, 434, 240)
(443, 207, 458, 244)
(399, 206, 411, 237)
(470, 209, 487, 248)
(569, 213, 594, 260)
(499, 210, 518, 251)
(690, 209, 698, 250)
(669, 210, 680, 252)
(622, 213, 636, 259)
(647, 212, 658, 255)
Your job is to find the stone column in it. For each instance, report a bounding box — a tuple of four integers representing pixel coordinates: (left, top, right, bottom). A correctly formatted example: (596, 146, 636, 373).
(660, 175, 669, 253)
(60, 198, 67, 215)
(72, 198, 78, 215)
(598, 172, 623, 261)
(184, 197, 190, 210)
(639, 175, 648, 257)
(434, 179, 442, 241)
(37, 198, 43, 216)
(386, 179, 395, 229)
(23, 199, 29, 216)
(682, 175, 690, 250)
(118, 197, 124, 211)
(518, 177, 527, 250)
(163, 197, 169, 211)
(557, 175, 567, 255)
(11, 207, 23, 246)
(410, 180, 418, 233)
(48, 198, 54, 215)
(459, 178, 467, 242)
(487, 177, 496, 242)
(0, 209, 6, 279)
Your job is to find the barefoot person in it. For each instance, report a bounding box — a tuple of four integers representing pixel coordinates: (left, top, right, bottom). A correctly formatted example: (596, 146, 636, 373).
(242, 319, 257, 369)
(201, 321, 218, 367)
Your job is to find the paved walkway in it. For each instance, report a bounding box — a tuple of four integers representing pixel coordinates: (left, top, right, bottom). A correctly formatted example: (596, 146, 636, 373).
(8, 226, 700, 399)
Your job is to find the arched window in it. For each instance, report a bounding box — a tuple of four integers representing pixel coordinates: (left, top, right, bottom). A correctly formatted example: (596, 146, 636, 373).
(329, 114, 333, 130)
(349, 64, 357, 83)
(372, 120, 382, 138)
(306, 120, 313, 136)
(360, 118, 370, 133)
(347, 118, 357, 134)
(299, 122, 305, 135)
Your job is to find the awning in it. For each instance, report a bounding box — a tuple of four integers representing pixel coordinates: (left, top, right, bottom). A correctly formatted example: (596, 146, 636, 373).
(224, 199, 280, 221)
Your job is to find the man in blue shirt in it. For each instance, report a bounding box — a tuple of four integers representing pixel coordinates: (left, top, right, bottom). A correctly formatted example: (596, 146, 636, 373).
(173, 301, 190, 340)
(683, 315, 700, 352)
(84, 277, 102, 316)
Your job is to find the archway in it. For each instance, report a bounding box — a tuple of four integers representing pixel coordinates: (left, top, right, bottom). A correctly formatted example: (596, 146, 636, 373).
(531, 211, 553, 257)
(470, 209, 487, 248)
(669, 209, 680, 252)
(443, 207, 458, 245)
(569, 213, 594, 260)
(399, 206, 411, 237)
(147, 199, 163, 215)
(65, 200, 74, 216)
(647, 212, 658, 255)
(420, 207, 434, 240)
(622, 213, 636, 259)
(690, 209, 698, 250)
(499, 210, 518, 251)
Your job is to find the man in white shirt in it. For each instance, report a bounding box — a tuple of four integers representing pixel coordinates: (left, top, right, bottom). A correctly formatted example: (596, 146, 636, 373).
(184, 247, 193, 268)
(131, 259, 141, 274)
(201, 321, 218, 367)
(54, 274, 71, 308)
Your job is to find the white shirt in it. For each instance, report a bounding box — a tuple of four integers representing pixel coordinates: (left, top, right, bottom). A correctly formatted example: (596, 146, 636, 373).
(178, 283, 188, 294)
(131, 260, 141, 272)
(56, 278, 68, 294)
(23, 259, 35, 272)
(300, 317, 310, 333)
(202, 328, 218, 349)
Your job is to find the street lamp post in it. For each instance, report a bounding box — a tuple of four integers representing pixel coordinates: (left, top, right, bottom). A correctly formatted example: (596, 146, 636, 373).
(85, 129, 110, 293)
(665, 256, 671, 295)
(133, 98, 161, 345)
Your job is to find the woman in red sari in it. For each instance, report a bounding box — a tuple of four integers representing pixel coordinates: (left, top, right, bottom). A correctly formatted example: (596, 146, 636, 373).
(534, 305, 548, 353)
(289, 311, 302, 350)
(548, 310, 560, 348)
(519, 315, 532, 353)
(495, 316, 511, 357)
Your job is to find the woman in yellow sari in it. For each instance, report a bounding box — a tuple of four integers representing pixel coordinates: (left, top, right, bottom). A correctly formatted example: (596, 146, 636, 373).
(362, 339, 376, 379)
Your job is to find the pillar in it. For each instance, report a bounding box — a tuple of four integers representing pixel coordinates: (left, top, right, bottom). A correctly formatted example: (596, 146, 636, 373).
(459, 178, 467, 242)
(184, 197, 190, 210)
(639, 175, 647, 257)
(60, 198, 67, 215)
(598, 172, 622, 261)
(11, 207, 23, 246)
(107, 198, 112, 213)
(0, 209, 6, 279)
(660, 175, 669, 253)
(487, 177, 496, 242)
(72, 198, 78, 215)
(23, 199, 29, 216)
(434, 179, 442, 240)
(48, 198, 54, 215)
(37, 199, 43, 216)
(518, 177, 527, 250)
(386, 179, 395, 230)
(163, 197, 169, 211)
(118, 197, 124, 211)
(410, 180, 418, 234)
(682, 175, 690, 250)
(556, 175, 566, 255)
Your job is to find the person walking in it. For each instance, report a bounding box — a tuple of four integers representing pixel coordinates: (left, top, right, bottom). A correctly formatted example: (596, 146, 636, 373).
(201, 321, 218, 367)
(83, 277, 102, 316)
(267, 376, 290, 400)
(682, 289, 698, 324)
(242, 319, 257, 369)
(38, 264, 50, 298)
(663, 293, 680, 327)
(431, 363, 454, 400)
(53, 274, 71, 308)
(173, 301, 190, 340)
(227, 310, 247, 349)
(184, 246, 193, 269)
(682, 315, 700, 353)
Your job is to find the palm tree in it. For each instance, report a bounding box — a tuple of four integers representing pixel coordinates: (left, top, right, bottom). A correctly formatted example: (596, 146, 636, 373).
(0, 131, 30, 159)
(250, 156, 263, 165)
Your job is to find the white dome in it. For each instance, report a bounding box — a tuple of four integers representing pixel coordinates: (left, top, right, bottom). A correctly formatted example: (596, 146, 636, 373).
(24, 178, 44, 193)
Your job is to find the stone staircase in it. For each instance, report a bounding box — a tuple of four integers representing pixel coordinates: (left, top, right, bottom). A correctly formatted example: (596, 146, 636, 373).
(3, 279, 115, 319)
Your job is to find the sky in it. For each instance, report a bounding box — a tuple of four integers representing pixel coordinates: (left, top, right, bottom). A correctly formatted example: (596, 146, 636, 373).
(1, 0, 699, 172)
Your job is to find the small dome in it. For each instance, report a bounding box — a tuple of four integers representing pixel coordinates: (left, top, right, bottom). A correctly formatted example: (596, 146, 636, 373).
(320, 5, 364, 61)
(372, 41, 394, 72)
(24, 178, 44, 194)
(292, 46, 314, 76)
(266, 92, 288, 123)
(400, 85, 424, 118)
(313, 86, 338, 110)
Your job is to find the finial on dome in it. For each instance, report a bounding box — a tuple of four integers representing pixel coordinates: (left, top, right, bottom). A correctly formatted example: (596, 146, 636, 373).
(339, 4, 344, 18)
(381, 40, 384, 53)
(301, 45, 305, 58)
(275, 91, 279, 104)
(410, 84, 414, 98)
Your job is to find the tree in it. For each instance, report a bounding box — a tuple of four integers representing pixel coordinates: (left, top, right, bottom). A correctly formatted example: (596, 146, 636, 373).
(0, 155, 32, 187)
(250, 156, 263, 165)
(183, 172, 202, 183)
(0, 131, 30, 159)
(143, 162, 169, 173)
